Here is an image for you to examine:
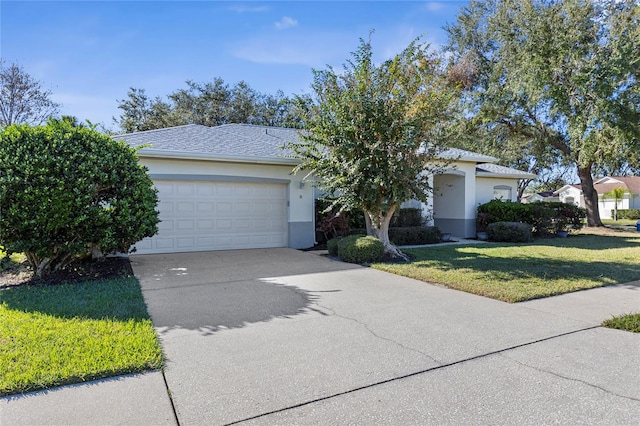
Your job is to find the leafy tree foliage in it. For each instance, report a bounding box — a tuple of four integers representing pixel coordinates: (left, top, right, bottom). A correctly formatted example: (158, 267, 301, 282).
(289, 37, 456, 259)
(115, 79, 308, 133)
(0, 119, 159, 277)
(445, 0, 640, 226)
(0, 60, 60, 126)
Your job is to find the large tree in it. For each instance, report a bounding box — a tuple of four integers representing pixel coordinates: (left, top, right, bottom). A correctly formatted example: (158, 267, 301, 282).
(0, 60, 60, 126)
(289, 37, 457, 259)
(445, 0, 640, 226)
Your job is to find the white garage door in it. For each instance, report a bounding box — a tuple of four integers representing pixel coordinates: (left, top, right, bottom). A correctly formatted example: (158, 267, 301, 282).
(134, 180, 288, 254)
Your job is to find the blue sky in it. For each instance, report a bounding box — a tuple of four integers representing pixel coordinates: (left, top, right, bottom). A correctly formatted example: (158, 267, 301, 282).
(2, 1, 468, 130)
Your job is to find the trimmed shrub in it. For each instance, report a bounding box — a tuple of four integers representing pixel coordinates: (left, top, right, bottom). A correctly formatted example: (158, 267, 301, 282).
(337, 235, 383, 264)
(615, 209, 640, 220)
(550, 202, 586, 233)
(487, 222, 533, 243)
(389, 226, 442, 245)
(390, 208, 423, 227)
(0, 120, 159, 277)
(327, 237, 341, 256)
(477, 200, 585, 235)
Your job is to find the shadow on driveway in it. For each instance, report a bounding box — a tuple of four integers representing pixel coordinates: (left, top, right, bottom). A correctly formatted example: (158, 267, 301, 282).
(130, 248, 359, 335)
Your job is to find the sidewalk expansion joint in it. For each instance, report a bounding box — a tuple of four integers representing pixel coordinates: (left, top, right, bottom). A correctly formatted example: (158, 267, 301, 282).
(162, 369, 181, 426)
(498, 353, 640, 403)
(223, 325, 602, 426)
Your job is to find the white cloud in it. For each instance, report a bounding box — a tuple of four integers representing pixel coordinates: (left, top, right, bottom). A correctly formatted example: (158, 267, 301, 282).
(274, 16, 298, 30)
(424, 2, 446, 12)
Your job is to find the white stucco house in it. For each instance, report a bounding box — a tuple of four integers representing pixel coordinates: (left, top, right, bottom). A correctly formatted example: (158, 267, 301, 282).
(554, 176, 640, 219)
(114, 124, 535, 254)
(521, 191, 560, 204)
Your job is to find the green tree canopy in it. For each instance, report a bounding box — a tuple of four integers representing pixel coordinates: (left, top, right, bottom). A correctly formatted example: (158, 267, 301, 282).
(445, 0, 640, 226)
(289, 37, 457, 259)
(115, 79, 308, 133)
(0, 119, 159, 277)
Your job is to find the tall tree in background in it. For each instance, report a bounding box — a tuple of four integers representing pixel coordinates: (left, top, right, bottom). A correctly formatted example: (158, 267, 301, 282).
(0, 60, 60, 126)
(445, 0, 640, 226)
(115, 79, 307, 133)
(289, 37, 457, 259)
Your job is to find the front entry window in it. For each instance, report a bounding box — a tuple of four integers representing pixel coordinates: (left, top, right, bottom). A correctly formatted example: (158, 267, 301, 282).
(493, 186, 512, 201)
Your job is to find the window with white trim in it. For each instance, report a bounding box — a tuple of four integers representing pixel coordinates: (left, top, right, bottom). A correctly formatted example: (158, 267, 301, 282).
(493, 185, 512, 200)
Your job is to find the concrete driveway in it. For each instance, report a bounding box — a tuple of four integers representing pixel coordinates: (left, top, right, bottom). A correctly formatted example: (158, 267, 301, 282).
(131, 248, 639, 425)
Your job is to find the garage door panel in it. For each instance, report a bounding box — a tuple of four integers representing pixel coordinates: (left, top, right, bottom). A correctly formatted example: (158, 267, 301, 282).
(197, 202, 215, 213)
(135, 180, 288, 254)
(176, 184, 195, 196)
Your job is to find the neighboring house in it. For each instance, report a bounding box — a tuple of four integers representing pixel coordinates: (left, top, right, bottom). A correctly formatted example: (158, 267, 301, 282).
(114, 124, 535, 254)
(554, 176, 640, 219)
(521, 191, 560, 204)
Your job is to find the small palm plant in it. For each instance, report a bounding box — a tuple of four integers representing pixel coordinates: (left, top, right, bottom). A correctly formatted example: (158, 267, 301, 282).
(602, 187, 630, 221)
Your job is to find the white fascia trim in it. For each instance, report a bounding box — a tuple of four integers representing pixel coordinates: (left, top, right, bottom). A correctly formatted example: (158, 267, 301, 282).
(137, 149, 300, 165)
(453, 154, 499, 163)
(476, 172, 538, 179)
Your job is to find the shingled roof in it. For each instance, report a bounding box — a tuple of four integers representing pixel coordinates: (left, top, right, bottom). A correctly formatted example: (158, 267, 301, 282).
(114, 124, 533, 180)
(475, 163, 537, 179)
(113, 124, 301, 163)
(594, 176, 640, 195)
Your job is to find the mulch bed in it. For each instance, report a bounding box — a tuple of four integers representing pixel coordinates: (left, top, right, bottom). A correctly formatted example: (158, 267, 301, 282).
(0, 256, 134, 288)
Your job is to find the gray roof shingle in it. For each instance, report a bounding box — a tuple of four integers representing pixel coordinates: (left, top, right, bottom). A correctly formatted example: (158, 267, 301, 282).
(113, 124, 302, 160)
(114, 125, 522, 174)
(476, 163, 537, 179)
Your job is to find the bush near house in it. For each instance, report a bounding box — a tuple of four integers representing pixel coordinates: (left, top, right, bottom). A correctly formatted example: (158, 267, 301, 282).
(389, 226, 442, 245)
(337, 235, 384, 264)
(0, 120, 159, 277)
(317, 201, 442, 246)
(487, 222, 533, 243)
(327, 237, 342, 256)
(477, 200, 585, 235)
(315, 198, 366, 242)
(613, 209, 640, 220)
(390, 208, 423, 227)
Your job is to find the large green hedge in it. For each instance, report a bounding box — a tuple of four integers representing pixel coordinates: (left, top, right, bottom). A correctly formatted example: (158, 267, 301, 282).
(613, 209, 640, 220)
(0, 120, 159, 276)
(477, 200, 585, 235)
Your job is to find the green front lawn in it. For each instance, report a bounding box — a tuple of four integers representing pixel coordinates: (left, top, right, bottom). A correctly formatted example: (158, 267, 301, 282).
(602, 218, 638, 226)
(373, 231, 640, 303)
(0, 277, 163, 396)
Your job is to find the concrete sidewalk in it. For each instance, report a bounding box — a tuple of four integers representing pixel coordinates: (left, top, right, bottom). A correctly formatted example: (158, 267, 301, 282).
(2, 249, 639, 425)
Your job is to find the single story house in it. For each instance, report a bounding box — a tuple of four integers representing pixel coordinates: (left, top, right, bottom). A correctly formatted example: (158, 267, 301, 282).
(554, 176, 640, 219)
(521, 191, 560, 204)
(114, 124, 535, 254)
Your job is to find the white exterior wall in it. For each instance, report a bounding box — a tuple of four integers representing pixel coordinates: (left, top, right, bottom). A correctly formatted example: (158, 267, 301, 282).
(475, 177, 518, 204)
(557, 186, 584, 207)
(599, 196, 631, 219)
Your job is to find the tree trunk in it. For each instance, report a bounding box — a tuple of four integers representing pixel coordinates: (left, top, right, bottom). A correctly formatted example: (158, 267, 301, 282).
(577, 165, 603, 227)
(517, 178, 533, 201)
(364, 204, 409, 261)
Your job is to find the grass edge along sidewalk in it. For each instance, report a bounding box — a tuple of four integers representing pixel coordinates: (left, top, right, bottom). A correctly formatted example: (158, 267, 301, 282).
(0, 276, 163, 396)
(373, 231, 640, 303)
